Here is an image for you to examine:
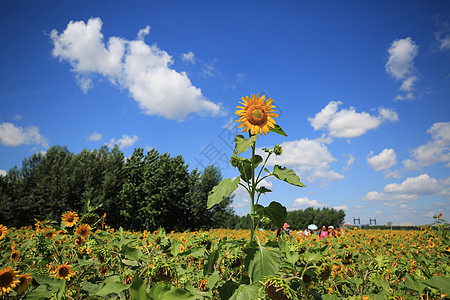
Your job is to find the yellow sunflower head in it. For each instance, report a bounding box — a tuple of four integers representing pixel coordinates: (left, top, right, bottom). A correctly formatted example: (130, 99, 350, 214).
(0, 267, 20, 296)
(17, 273, 32, 294)
(235, 93, 278, 136)
(61, 211, 79, 227)
(75, 224, 91, 238)
(53, 263, 76, 280)
(0, 225, 7, 240)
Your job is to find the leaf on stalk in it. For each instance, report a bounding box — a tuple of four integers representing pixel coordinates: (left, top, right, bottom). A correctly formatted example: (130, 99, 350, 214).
(255, 201, 287, 229)
(130, 273, 151, 300)
(229, 283, 262, 300)
(423, 276, 450, 294)
(235, 134, 257, 154)
(149, 283, 196, 300)
(269, 124, 288, 136)
(272, 165, 306, 187)
(207, 177, 240, 209)
(243, 242, 280, 283)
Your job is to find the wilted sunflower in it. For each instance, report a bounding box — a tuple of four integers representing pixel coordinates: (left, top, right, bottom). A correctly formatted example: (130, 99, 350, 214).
(235, 93, 278, 136)
(10, 250, 20, 262)
(75, 224, 91, 238)
(98, 265, 109, 277)
(74, 236, 85, 247)
(17, 273, 32, 294)
(0, 267, 20, 296)
(61, 211, 79, 227)
(0, 225, 7, 240)
(53, 263, 76, 280)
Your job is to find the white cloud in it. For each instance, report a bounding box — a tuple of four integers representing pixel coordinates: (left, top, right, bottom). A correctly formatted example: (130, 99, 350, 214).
(0, 169, 7, 177)
(383, 174, 441, 195)
(51, 18, 223, 121)
(181, 51, 195, 64)
(362, 174, 448, 203)
(137, 26, 150, 40)
(367, 148, 397, 171)
(107, 134, 139, 149)
(385, 37, 419, 100)
(292, 197, 327, 208)
(308, 101, 398, 138)
(88, 132, 102, 141)
(384, 170, 401, 179)
(258, 137, 344, 183)
(403, 121, 450, 169)
(0, 122, 48, 148)
(333, 205, 348, 211)
(342, 154, 355, 172)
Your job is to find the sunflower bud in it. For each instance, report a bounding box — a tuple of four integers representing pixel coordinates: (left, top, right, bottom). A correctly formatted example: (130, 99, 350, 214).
(273, 144, 283, 156)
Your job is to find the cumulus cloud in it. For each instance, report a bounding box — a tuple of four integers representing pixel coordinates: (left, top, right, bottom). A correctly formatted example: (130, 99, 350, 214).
(385, 37, 419, 100)
(0, 169, 7, 177)
(181, 51, 195, 64)
(333, 205, 348, 211)
(50, 18, 223, 121)
(107, 134, 139, 149)
(308, 101, 398, 138)
(361, 174, 447, 202)
(258, 137, 344, 183)
(0, 122, 48, 148)
(367, 148, 397, 171)
(403, 121, 450, 169)
(292, 197, 327, 208)
(88, 132, 102, 142)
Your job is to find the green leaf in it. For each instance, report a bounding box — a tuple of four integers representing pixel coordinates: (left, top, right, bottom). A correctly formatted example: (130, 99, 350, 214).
(204, 242, 223, 275)
(255, 201, 287, 229)
(237, 158, 253, 182)
(252, 154, 263, 168)
(207, 270, 220, 289)
(25, 285, 56, 300)
(207, 177, 240, 209)
(243, 242, 280, 283)
(404, 273, 426, 295)
(95, 275, 129, 297)
(121, 246, 142, 261)
(218, 280, 240, 300)
(272, 165, 306, 187)
(235, 134, 257, 154)
(423, 276, 450, 294)
(270, 124, 288, 136)
(149, 283, 196, 300)
(229, 283, 262, 300)
(130, 273, 151, 300)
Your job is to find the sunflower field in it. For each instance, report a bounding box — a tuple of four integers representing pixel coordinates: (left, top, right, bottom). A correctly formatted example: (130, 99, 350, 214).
(0, 211, 449, 300)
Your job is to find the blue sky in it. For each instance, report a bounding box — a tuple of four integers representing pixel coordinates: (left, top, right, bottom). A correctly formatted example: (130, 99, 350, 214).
(1, 1, 449, 226)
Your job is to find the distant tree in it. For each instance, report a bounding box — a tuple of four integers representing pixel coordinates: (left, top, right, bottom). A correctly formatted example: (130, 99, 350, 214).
(186, 165, 235, 229)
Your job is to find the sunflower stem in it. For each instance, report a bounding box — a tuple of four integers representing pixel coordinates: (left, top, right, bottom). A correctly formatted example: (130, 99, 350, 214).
(250, 133, 256, 241)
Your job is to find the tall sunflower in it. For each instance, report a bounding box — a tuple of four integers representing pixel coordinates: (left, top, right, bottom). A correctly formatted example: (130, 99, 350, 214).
(235, 93, 278, 136)
(0, 225, 7, 240)
(0, 267, 20, 296)
(17, 273, 32, 294)
(53, 263, 76, 280)
(75, 224, 91, 238)
(61, 211, 79, 227)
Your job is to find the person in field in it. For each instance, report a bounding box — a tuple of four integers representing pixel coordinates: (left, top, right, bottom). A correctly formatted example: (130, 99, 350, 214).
(328, 225, 336, 237)
(277, 223, 292, 237)
(319, 225, 328, 239)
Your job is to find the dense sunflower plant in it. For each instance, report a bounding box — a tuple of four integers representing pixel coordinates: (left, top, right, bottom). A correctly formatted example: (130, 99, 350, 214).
(207, 93, 306, 241)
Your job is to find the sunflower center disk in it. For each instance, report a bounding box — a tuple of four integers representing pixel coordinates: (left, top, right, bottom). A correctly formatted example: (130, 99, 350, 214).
(247, 105, 267, 125)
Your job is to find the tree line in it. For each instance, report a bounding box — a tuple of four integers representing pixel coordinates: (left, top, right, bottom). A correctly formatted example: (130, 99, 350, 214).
(0, 145, 234, 230)
(0, 145, 345, 231)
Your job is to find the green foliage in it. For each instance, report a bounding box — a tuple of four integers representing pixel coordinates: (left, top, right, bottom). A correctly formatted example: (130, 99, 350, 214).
(0, 145, 234, 231)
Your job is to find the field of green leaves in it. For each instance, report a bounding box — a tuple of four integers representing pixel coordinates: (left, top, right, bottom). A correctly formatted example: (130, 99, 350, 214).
(0, 212, 449, 299)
